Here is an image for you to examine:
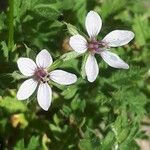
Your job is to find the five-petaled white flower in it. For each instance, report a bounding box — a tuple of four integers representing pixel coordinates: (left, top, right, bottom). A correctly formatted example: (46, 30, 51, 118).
(69, 11, 135, 82)
(17, 49, 77, 111)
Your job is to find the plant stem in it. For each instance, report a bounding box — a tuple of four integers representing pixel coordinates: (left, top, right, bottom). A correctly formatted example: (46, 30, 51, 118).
(47, 51, 85, 71)
(60, 111, 85, 138)
(8, 0, 14, 53)
(48, 58, 64, 72)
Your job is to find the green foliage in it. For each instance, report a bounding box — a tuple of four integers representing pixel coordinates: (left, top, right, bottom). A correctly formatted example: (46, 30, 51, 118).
(0, 96, 28, 113)
(99, 0, 127, 19)
(0, 0, 150, 149)
(14, 136, 40, 150)
(132, 15, 150, 46)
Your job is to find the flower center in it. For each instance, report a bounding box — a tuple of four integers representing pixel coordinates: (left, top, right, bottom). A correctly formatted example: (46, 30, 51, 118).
(88, 39, 107, 53)
(34, 68, 49, 83)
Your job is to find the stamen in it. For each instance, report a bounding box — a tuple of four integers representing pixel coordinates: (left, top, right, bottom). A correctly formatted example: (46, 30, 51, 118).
(34, 68, 49, 83)
(88, 39, 108, 53)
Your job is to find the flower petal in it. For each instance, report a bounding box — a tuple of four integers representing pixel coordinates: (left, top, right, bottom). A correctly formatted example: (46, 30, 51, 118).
(37, 82, 52, 111)
(100, 50, 129, 69)
(102, 30, 134, 47)
(36, 49, 53, 68)
(85, 54, 99, 82)
(17, 78, 38, 100)
(17, 58, 37, 76)
(85, 11, 102, 38)
(69, 35, 88, 53)
(50, 70, 77, 85)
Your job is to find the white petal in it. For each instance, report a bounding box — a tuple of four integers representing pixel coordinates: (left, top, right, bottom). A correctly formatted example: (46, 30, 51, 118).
(37, 83, 52, 111)
(69, 35, 88, 53)
(36, 49, 53, 68)
(17, 78, 38, 100)
(100, 50, 129, 69)
(17, 58, 37, 76)
(50, 70, 77, 85)
(85, 11, 102, 38)
(85, 54, 99, 82)
(102, 30, 134, 47)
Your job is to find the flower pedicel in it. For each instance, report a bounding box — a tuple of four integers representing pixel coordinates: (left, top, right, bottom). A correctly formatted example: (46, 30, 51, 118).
(17, 49, 77, 111)
(69, 11, 135, 82)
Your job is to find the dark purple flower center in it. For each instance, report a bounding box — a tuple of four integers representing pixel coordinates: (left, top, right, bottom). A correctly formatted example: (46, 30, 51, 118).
(88, 39, 107, 53)
(34, 68, 48, 83)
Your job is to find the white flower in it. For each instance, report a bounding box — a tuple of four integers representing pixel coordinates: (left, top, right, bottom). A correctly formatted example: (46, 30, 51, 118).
(17, 49, 77, 111)
(69, 11, 134, 82)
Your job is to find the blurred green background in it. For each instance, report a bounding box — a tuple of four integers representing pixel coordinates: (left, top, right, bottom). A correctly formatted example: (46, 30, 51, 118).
(0, 0, 150, 149)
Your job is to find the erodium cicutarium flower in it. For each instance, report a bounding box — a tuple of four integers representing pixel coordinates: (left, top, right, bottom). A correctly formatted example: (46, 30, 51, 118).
(17, 49, 77, 111)
(69, 11, 135, 82)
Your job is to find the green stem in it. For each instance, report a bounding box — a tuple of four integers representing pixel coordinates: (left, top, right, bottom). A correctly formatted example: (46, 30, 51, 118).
(47, 51, 84, 72)
(8, 0, 14, 52)
(48, 80, 64, 90)
(48, 58, 64, 72)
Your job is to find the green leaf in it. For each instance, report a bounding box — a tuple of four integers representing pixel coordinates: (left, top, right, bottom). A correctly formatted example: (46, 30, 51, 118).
(71, 95, 86, 112)
(48, 59, 64, 71)
(0, 96, 28, 113)
(118, 128, 130, 143)
(0, 12, 6, 31)
(14, 139, 25, 150)
(1, 41, 9, 59)
(64, 22, 79, 35)
(61, 85, 78, 99)
(73, 0, 87, 25)
(119, 124, 139, 149)
(33, 4, 60, 20)
(79, 138, 101, 150)
(27, 136, 40, 150)
(42, 134, 50, 150)
(99, 0, 127, 18)
(101, 131, 115, 150)
(78, 139, 93, 150)
(61, 105, 72, 117)
(14, 136, 40, 150)
(49, 123, 62, 132)
(61, 51, 82, 61)
(59, 0, 75, 10)
(132, 15, 150, 46)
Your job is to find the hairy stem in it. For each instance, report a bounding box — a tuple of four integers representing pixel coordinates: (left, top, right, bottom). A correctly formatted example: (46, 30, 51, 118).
(48, 58, 64, 72)
(8, 0, 14, 53)
(48, 51, 85, 71)
(60, 111, 85, 138)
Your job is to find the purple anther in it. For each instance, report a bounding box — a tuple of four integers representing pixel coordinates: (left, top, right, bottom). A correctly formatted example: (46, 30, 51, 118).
(34, 68, 48, 82)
